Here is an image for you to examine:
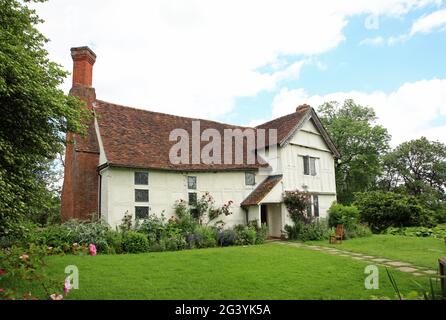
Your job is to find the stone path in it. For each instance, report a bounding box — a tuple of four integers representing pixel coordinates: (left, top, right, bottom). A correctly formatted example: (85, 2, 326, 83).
(276, 241, 438, 277)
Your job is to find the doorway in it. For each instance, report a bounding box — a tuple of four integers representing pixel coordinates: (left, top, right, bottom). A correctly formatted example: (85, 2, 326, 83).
(261, 205, 268, 226)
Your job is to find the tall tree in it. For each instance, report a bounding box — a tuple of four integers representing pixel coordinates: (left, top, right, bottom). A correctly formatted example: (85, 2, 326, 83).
(381, 137, 446, 201)
(318, 99, 390, 204)
(0, 0, 87, 236)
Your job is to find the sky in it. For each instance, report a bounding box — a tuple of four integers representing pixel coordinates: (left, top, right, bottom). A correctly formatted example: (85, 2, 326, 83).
(32, 0, 446, 146)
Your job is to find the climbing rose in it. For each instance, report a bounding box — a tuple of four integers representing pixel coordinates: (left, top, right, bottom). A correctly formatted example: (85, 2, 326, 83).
(89, 244, 97, 256)
(63, 278, 72, 295)
(0, 269, 5, 276)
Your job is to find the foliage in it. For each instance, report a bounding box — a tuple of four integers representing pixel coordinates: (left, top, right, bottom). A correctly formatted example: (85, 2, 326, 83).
(122, 232, 149, 253)
(248, 222, 268, 244)
(187, 225, 217, 249)
(327, 203, 360, 229)
(0, 0, 88, 237)
(0, 244, 63, 300)
(285, 219, 330, 241)
(327, 203, 371, 239)
(380, 137, 446, 200)
(216, 229, 238, 247)
(283, 190, 312, 224)
(32, 219, 111, 253)
(318, 100, 390, 204)
(354, 191, 436, 233)
(345, 224, 372, 239)
(385, 225, 446, 239)
(234, 225, 257, 245)
(118, 211, 133, 233)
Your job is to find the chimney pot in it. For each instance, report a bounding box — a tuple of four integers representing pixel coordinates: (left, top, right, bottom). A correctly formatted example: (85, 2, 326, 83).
(71, 46, 96, 87)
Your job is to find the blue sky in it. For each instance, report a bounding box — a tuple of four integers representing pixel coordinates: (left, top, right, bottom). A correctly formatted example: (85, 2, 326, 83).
(35, 0, 446, 146)
(228, 7, 446, 130)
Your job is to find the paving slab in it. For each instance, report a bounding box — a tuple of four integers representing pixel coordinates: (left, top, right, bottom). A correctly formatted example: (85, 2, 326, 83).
(386, 261, 411, 267)
(398, 267, 419, 273)
(423, 270, 437, 275)
(372, 258, 390, 263)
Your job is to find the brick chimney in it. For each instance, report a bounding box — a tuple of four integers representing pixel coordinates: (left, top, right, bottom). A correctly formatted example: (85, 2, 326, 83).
(69, 46, 97, 106)
(71, 46, 96, 87)
(61, 46, 100, 221)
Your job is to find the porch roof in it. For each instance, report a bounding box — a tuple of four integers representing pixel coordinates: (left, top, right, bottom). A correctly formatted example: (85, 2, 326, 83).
(241, 175, 283, 207)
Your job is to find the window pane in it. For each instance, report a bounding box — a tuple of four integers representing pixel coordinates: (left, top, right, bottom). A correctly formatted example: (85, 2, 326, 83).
(135, 189, 149, 202)
(190, 208, 200, 220)
(245, 172, 255, 186)
(310, 158, 317, 176)
(134, 172, 148, 185)
(187, 176, 197, 189)
(303, 156, 310, 175)
(188, 192, 197, 205)
(135, 206, 149, 219)
(313, 195, 319, 217)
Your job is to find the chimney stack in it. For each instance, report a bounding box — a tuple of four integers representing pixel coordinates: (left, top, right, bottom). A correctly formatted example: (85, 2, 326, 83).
(71, 46, 96, 87)
(296, 104, 311, 112)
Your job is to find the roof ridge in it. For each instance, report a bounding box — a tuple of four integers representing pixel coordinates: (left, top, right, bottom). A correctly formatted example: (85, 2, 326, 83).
(95, 99, 254, 129)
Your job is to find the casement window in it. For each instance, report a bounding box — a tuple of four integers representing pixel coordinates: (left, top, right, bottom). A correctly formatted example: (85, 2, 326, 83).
(190, 208, 200, 220)
(187, 176, 197, 190)
(135, 206, 149, 219)
(135, 189, 149, 202)
(313, 195, 319, 217)
(188, 192, 197, 205)
(303, 156, 317, 176)
(245, 172, 255, 186)
(134, 172, 149, 185)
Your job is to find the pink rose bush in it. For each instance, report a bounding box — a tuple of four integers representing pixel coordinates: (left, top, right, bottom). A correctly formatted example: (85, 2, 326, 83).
(89, 244, 97, 256)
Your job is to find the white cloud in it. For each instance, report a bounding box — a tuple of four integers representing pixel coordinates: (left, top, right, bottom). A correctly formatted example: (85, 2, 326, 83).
(31, 0, 440, 119)
(271, 79, 446, 146)
(410, 8, 446, 35)
(359, 36, 385, 46)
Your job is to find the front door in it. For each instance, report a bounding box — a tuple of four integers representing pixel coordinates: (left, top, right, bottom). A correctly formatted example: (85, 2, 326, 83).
(261, 205, 268, 226)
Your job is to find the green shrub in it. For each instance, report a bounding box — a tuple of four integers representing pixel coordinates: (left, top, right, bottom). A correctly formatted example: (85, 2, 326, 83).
(328, 203, 360, 230)
(354, 191, 436, 233)
(216, 229, 238, 246)
(105, 231, 123, 254)
(386, 225, 446, 239)
(235, 225, 257, 245)
(62, 220, 110, 252)
(285, 219, 330, 241)
(346, 224, 372, 239)
(187, 225, 217, 249)
(122, 232, 149, 253)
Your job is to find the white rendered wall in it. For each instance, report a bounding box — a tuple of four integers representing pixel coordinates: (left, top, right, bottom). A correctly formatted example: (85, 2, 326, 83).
(101, 168, 266, 228)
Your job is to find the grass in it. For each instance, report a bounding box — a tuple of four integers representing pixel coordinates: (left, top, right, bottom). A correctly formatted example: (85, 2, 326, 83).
(307, 235, 446, 269)
(25, 243, 433, 300)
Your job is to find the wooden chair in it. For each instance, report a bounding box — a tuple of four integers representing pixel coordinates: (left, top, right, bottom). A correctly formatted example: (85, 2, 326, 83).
(335, 224, 344, 244)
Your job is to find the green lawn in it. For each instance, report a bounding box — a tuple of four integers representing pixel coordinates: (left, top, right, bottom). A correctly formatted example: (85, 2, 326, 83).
(307, 235, 446, 269)
(26, 243, 433, 300)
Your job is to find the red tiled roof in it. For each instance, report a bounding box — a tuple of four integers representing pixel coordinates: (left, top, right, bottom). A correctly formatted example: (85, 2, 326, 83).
(94, 100, 271, 171)
(256, 105, 310, 146)
(241, 175, 283, 206)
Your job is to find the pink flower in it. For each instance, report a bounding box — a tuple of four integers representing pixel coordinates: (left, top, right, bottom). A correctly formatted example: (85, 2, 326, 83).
(50, 294, 64, 300)
(63, 278, 72, 295)
(0, 269, 5, 276)
(19, 254, 29, 261)
(0, 288, 5, 293)
(89, 244, 97, 256)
